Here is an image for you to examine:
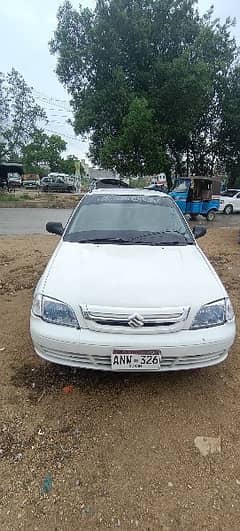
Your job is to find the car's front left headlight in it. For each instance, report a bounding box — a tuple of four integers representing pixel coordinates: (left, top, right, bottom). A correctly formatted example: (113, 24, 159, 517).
(190, 298, 234, 330)
(32, 294, 79, 328)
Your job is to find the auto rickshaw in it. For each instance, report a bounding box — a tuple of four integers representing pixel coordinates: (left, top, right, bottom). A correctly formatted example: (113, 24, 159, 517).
(169, 175, 221, 221)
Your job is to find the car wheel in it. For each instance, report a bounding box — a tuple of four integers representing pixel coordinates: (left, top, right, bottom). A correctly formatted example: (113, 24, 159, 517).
(206, 209, 216, 222)
(224, 204, 233, 215)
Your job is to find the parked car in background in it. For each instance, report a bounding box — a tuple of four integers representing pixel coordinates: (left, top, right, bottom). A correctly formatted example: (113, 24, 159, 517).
(40, 177, 52, 186)
(23, 179, 40, 189)
(40, 176, 75, 193)
(31, 189, 235, 373)
(90, 178, 129, 191)
(219, 189, 240, 214)
(8, 175, 22, 188)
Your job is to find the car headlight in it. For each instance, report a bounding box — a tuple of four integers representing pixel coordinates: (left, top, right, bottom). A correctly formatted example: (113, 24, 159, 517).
(32, 294, 79, 328)
(190, 298, 234, 330)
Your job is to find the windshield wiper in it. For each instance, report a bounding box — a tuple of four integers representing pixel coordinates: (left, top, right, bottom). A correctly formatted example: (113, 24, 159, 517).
(147, 231, 194, 244)
(65, 230, 194, 245)
(75, 237, 136, 245)
(77, 236, 193, 246)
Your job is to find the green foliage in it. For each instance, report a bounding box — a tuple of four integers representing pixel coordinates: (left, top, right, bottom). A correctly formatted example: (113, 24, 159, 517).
(18, 193, 33, 200)
(0, 192, 32, 202)
(0, 73, 9, 159)
(220, 66, 240, 185)
(22, 129, 67, 173)
(57, 154, 85, 175)
(50, 0, 238, 179)
(22, 130, 84, 176)
(0, 193, 17, 202)
(0, 69, 47, 159)
(0, 69, 82, 179)
(99, 97, 170, 176)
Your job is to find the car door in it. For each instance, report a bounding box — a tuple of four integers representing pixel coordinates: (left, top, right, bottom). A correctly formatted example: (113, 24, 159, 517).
(234, 192, 240, 212)
(52, 178, 63, 192)
(56, 178, 65, 192)
(42, 178, 50, 190)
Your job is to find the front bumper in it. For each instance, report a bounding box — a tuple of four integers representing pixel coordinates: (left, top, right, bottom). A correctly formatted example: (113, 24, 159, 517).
(218, 203, 225, 212)
(30, 315, 236, 371)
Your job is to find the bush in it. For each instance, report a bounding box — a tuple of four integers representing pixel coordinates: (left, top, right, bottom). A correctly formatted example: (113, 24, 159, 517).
(0, 192, 33, 201)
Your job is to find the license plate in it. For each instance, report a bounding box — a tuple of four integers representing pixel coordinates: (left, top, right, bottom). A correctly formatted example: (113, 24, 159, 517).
(111, 350, 161, 370)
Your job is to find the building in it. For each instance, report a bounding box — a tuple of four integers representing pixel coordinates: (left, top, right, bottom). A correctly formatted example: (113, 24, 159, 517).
(80, 159, 118, 181)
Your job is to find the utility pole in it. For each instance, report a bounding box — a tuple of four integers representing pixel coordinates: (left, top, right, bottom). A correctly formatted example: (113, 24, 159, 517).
(187, 147, 190, 178)
(75, 160, 81, 192)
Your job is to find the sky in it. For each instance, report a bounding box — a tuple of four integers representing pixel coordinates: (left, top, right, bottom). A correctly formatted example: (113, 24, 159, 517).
(0, 0, 239, 161)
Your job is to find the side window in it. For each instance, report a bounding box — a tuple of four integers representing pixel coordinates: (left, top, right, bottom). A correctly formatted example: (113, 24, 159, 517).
(236, 193, 240, 199)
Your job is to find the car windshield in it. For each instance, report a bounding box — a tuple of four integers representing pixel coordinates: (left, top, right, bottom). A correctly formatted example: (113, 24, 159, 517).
(221, 190, 238, 197)
(64, 193, 194, 246)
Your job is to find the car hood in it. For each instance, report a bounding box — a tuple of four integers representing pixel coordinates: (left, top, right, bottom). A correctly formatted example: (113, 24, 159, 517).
(41, 242, 225, 309)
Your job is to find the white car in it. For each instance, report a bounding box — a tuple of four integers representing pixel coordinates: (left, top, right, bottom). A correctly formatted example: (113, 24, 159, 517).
(219, 189, 240, 214)
(30, 189, 236, 372)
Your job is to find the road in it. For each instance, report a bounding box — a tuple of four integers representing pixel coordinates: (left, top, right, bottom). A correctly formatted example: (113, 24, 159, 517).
(0, 208, 72, 235)
(0, 207, 239, 234)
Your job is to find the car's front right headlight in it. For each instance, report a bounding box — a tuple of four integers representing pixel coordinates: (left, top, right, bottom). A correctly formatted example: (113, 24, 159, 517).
(32, 294, 79, 328)
(190, 298, 234, 330)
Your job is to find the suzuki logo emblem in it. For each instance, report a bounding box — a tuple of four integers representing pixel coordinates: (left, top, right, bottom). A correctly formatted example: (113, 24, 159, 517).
(128, 313, 145, 328)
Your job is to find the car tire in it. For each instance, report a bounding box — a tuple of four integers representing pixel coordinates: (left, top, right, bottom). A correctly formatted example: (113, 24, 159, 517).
(224, 204, 233, 215)
(206, 210, 216, 222)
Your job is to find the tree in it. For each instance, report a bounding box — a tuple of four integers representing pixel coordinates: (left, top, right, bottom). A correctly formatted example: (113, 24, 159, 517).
(0, 69, 46, 160)
(0, 73, 9, 159)
(219, 66, 240, 186)
(22, 130, 67, 173)
(50, 0, 237, 177)
(58, 155, 80, 174)
(45, 134, 67, 172)
(99, 96, 171, 177)
(185, 11, 237, 178)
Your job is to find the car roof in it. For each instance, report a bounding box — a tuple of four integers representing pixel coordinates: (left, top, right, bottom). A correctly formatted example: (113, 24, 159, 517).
(88, 188, 168, 197)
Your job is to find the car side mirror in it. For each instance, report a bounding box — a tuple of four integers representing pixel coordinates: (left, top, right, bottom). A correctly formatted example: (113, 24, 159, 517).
(192, 225, 207, 240)
(46, 222, 64, 236)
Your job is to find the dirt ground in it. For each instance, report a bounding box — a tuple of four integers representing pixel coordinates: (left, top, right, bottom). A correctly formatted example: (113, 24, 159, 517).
(0, 190, 81, 209)
(0, 228, 239, 531)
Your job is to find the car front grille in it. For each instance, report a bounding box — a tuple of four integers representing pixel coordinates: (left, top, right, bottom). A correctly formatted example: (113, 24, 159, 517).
(81, 305, 190, 334)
